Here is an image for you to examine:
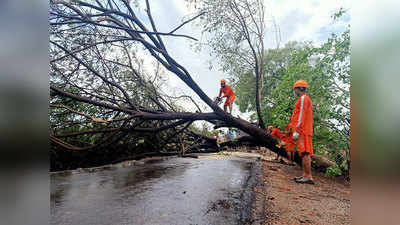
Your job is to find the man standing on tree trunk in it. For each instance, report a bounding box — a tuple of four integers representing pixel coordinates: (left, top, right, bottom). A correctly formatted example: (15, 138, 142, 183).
(218, 79, 236, 114)
(290, 80, 315, 185)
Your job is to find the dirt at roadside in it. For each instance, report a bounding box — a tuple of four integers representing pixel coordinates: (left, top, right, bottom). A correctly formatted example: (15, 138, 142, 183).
(253, 151, 350, 225)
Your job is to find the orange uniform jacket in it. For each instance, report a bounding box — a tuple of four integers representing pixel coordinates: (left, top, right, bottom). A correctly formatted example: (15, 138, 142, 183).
(271, 128, 283, 140)
(290, 94, 313, 136)
(219, 85, 235, 98)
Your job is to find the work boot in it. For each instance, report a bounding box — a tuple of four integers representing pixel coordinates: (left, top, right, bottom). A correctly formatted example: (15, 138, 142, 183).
(295, 177, 315, 185)
(293, 176, 303, 181)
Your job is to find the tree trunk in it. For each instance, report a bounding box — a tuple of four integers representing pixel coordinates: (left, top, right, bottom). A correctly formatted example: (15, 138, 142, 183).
(253, 31, 265, 129)
(255, 69, 265, 129)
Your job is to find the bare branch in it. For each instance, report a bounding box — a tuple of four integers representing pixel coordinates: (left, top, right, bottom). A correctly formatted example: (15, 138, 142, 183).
(169, 12, 206, 34)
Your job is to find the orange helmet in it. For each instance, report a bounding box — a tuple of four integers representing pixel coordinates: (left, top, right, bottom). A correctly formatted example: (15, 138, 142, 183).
(220, 79, 226, 84)
(267, 125, 273, 130)
(292, 80, 309, 89)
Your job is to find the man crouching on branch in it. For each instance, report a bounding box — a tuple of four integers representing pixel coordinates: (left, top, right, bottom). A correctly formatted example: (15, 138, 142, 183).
(217, 79, 236, 114)
(290, 80, 315, 185)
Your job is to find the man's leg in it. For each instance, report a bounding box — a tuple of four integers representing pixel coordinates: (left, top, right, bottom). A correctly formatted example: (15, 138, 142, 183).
(286, 140, 295, 165)
(292, 153, 296, 165)
(223, 105, 227, 112)
(294, 136, 306, 176)
(228, 95, 235, 114)
(302, 153, 313, 179)
(294, 151, 314, 184)
(289, 152, 294, 164)
(301, 155, 306, 177)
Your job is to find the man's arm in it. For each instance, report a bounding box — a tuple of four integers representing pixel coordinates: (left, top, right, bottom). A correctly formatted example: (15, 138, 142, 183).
(218, 88, 223, 98)
(292, 95, 306, 141)
(295, 95, 306, 132)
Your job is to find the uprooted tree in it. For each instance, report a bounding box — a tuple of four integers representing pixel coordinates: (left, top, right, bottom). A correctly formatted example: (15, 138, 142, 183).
(49, 0, 333, 171)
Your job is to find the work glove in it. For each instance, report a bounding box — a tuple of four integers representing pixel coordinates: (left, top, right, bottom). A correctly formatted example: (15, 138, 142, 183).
(292, 131, 300, 141)
(276, 141, 285, 148)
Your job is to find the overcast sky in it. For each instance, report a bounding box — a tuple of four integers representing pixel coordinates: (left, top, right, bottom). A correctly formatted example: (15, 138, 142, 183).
(136, 0, 350, 120)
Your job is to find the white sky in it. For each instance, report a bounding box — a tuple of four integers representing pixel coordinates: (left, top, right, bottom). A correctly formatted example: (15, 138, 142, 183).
(136, 0, 350, 121)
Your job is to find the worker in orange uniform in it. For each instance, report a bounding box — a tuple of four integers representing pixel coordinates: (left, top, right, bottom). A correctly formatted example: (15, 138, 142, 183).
(268, 125, 284, 146)
(268, 125, 296, 165)
(267, 125, 284, 161)
(289, 80, 314, 184)
(282, 124, 296, 166)
(218, 79, 236, 114)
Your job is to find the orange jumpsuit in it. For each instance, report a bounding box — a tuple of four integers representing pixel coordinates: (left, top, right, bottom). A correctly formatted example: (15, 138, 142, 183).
(271, 128, 283, 140)
(290, 93, 313, 156)
(271, 128, 291, 150)
(219, 85, 236, 106)
(282, 124, 295, 152)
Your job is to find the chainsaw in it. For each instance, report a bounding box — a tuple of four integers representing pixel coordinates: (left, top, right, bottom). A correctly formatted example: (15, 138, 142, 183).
(213, 97, 223, 105)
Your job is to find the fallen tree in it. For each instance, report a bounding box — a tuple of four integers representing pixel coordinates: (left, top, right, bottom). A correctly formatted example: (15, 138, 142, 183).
(49, 0, 334, 172)
(213, 136, 335, 172)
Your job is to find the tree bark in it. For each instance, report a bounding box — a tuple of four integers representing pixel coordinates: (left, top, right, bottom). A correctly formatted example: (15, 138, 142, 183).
(255, 65, 265, 128)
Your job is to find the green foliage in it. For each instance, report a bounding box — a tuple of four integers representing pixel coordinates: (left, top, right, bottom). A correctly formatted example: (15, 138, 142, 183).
(268, 29, 350, 166)
(234, 72, 256, 112)
(332, 7, 347, 20)
(234, 9, 350, 173)
(325, 164, 342, 177)
(190, 122, 218, 136)
(233, 41, 308, 123)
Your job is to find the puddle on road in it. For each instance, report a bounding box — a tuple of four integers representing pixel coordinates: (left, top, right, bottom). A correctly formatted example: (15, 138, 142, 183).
(51, 156, 258, 225)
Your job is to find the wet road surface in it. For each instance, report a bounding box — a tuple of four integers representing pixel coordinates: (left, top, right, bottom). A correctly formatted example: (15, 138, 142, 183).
(51, 156, 259, 225)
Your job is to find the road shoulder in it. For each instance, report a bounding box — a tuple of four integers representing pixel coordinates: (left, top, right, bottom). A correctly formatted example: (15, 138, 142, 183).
(254, 152, 350, 225)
